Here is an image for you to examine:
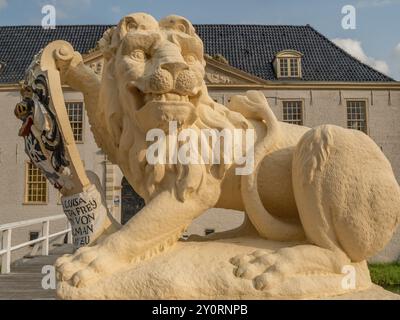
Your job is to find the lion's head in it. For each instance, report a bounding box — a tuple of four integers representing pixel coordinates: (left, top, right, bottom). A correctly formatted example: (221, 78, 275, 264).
(96, 13, 248, 201)
(98, 13, 208, 136)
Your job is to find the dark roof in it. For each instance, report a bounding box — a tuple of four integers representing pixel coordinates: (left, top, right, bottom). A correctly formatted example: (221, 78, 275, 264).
(0, 24, 394, 84)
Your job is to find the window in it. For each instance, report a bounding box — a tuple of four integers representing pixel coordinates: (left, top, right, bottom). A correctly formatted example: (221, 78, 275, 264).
(280, 59, 289, 77)
(347, 100, 367, 133)
(25, 162, 48, 204)
(279, 58, 300, 78)
(283, 101, 303, 125)
(289, 58, 299, 77)
(66, 102, 84, 142)
(274, 50, 302, 79)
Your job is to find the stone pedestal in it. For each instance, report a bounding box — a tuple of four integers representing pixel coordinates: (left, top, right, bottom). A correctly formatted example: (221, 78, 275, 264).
(57, 237, 400, 300)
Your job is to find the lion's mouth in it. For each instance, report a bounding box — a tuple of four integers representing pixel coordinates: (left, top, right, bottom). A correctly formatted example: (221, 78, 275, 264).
(143, 92, 191, 104)
(134, 91, 197, 132)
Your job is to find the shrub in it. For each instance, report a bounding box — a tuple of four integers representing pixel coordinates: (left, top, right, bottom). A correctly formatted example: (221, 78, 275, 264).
(368, 263, 400, 286)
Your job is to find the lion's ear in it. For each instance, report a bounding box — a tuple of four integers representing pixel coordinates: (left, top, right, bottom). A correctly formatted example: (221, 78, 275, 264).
(99, 17, 134, 59)
(100, 13, 159, 60)
(98, 26, 117, 60)
(114, 16, 134, 41)
(159, 15, 196, 36)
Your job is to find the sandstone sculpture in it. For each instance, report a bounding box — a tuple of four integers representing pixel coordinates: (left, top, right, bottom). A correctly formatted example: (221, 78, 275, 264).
(15, 46, 118, 248)
(19, 13, 400, 299)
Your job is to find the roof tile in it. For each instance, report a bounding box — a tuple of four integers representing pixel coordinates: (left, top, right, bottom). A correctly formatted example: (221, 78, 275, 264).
(0, 24, 394, 84)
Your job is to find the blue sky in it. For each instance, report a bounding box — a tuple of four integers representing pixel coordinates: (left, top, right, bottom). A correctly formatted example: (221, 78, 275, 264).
(1, 0, 399, 79)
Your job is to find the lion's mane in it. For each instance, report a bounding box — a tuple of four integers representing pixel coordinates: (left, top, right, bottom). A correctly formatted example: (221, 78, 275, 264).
(94, 13, 248, 202)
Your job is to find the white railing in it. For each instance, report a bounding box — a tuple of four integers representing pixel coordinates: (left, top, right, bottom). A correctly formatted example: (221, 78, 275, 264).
(0, 215, 71, 274)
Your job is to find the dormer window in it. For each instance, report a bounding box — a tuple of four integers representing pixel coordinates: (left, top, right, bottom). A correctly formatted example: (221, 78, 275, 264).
(274, 50, 302, 79)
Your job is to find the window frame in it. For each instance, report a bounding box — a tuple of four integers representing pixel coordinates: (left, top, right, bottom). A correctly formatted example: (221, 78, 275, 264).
(346, 99, 369, 135)
(65, 100, 85, 144)
(24, 161, 49, 205)
(282, 100, 304, 126)
(279, 58, 289, 77)
(275, 50, 303, 79)
(289, 58, 300, 77)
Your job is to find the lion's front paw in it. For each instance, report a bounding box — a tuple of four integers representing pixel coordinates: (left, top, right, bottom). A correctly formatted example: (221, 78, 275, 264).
(231, 245, 353, 292)
(231, 249, 283, 290)
(55, 245, 126, 288)
(231, 249, 302, 290)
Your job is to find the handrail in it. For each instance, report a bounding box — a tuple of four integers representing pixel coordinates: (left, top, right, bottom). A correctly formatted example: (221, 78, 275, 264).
(0, 214, 72, 274)
(0, 214, 67, 231)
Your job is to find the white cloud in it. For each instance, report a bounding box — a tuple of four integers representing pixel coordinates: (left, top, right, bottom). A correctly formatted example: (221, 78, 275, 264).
(332, 38, 390, 75)
(0, 0, 7, 10)
(356, 0, 400, 8)
(395, 43, 400, 56)
(393, 43, 400, 75)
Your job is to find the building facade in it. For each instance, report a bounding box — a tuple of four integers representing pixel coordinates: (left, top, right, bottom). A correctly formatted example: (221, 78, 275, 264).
(0, 24, 399, 262)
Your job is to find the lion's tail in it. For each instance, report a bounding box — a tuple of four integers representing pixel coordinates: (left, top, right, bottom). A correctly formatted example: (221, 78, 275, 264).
(231, 91, 305, 241)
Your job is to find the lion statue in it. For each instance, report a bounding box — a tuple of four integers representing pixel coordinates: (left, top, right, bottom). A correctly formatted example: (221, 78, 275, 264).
(50, 13, 399, 296)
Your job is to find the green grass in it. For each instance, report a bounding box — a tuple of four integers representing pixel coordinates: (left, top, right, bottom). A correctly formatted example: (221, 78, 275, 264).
(368, 263, 400, 287)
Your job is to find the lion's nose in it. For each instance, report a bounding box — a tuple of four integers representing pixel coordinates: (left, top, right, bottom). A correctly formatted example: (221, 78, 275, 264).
(149, 68, 174, 93)
(148, 62, 190, 93)
(160, 61, 188, 77)
(175, 69, 198, 95)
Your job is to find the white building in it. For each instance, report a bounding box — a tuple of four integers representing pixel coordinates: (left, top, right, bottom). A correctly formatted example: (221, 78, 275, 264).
(0, 24, 399, 263)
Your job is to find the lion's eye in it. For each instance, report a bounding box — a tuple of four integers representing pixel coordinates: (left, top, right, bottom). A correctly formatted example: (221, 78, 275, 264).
(184, 55, 197, 65)
(126, 22, 138, 31)
(131, 50, 146, 62)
